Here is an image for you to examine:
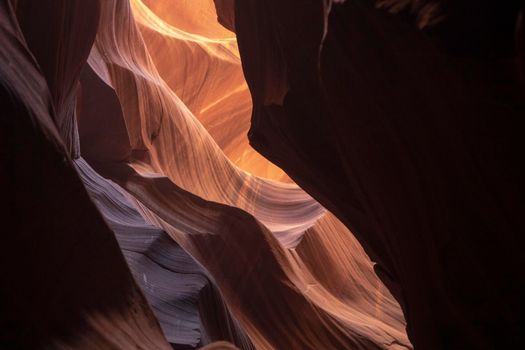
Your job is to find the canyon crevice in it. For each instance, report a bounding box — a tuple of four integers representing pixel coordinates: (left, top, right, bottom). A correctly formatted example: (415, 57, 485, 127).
(2, 1, 524, 349)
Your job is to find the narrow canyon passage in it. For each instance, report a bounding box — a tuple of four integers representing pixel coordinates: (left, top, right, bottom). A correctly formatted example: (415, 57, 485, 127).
(2, 1, 524, 349)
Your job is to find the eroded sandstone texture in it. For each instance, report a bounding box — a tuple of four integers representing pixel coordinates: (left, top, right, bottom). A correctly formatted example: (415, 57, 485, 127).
(2, 0, 524, 349)
(232, 0, 525, 349)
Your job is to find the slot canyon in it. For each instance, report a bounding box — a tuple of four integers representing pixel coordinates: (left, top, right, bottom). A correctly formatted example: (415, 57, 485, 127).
(1, 0, 524, 349)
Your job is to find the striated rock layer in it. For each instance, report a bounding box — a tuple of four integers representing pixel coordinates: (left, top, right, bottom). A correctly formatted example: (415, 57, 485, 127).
(5, 0, 523, 349)
(0, 1, 170, 348)
(3, 0, 410, 348)
(81, 0, 410, 348)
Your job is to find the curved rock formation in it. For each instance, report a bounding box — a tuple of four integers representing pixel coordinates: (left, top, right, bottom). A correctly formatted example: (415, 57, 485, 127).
(81, 1, 409, 348)
(4, 0, 522, 349)
(0, 1, 170, 348)
(231, 0, 525, 349)
(3, 0, 410, 347)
